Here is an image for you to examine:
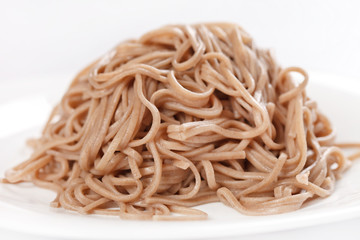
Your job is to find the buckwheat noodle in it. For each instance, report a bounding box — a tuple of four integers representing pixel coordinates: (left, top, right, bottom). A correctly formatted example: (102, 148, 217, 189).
(2, 23, 358, 220)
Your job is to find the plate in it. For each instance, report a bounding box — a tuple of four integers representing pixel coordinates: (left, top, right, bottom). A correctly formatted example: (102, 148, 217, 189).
(0, 73, 360, 239)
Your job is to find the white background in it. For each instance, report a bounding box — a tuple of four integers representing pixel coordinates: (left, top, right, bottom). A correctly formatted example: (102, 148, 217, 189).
(1, 0, 360, 239)
(1, 0, 360, 81)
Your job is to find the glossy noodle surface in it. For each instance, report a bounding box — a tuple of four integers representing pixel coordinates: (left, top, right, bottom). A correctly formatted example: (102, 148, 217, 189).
(2, 23, 352, 220)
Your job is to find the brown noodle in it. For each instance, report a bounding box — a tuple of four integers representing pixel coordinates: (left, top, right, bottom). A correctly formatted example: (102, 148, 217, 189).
(2, 23, 357, 220)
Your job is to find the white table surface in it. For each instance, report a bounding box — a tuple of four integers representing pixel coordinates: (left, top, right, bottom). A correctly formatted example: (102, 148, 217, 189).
(1, 218, 360, 240)
(1, 0, 360, 239)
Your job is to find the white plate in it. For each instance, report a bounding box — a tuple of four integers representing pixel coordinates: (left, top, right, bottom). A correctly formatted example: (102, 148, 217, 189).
(0, 73, 360, 240)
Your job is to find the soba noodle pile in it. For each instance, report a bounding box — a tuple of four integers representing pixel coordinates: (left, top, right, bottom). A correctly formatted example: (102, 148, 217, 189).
(2, 23, 353, 220)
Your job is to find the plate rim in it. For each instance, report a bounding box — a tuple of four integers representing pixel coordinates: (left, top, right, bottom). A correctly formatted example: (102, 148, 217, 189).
(1, 73, 360, 239)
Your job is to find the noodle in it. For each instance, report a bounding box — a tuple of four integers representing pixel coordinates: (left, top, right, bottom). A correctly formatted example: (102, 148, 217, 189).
(2, 23, 357, 220)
